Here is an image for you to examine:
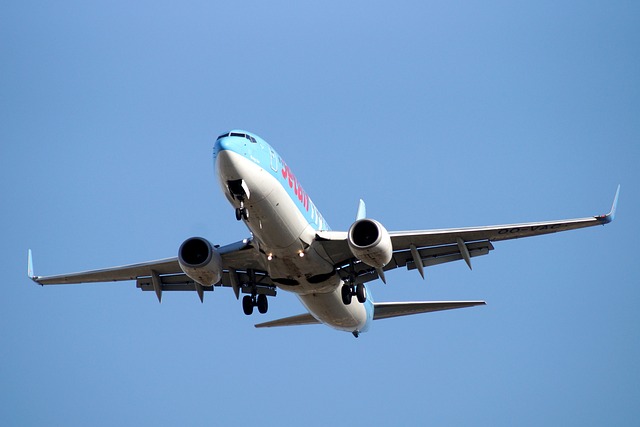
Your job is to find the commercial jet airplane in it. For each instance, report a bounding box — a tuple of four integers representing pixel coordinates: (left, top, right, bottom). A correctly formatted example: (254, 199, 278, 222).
(29, 130, 619, 337)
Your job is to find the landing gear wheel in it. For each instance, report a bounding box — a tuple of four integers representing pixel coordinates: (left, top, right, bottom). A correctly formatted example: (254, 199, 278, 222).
(341, 285, 352, 305)
(235, 207, 249, 221)
(356, 284, 367, 303)
(242, 295, 254, 315)
(257, 294, 268, 314)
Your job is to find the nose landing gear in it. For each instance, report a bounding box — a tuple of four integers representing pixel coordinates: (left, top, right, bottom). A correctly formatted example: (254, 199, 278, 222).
(227, 180, 250, 221)
(235, 201, 249, 221)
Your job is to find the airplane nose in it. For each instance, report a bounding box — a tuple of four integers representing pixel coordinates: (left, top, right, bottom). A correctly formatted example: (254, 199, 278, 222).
(214, 136, 240, 173)
(214, 137, 229, 154)
(215, 134, 245, 155)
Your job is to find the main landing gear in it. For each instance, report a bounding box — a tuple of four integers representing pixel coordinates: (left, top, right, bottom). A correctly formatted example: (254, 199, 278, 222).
(341, 283, 366, 305)
(242, 293, 268, 315)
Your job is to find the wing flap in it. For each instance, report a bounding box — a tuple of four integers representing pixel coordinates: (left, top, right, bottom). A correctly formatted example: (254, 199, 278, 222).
(373, 301, 486, 320)
(389, 241, 494, 271)
(135, 271, 276, 296)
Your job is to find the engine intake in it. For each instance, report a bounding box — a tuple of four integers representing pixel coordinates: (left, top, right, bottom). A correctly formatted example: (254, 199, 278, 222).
(348, 219, 393, 269)
(178, 237, 223, 286)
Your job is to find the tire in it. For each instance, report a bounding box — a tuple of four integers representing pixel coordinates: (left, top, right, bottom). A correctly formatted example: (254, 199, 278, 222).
(241, 208, 249, 220)
(235, 208, 242, 221)
(356, 284, 367, 303)
(242, 295, 254, 315)
(341, 285, 352, 305)
(257, 294, 268, 314)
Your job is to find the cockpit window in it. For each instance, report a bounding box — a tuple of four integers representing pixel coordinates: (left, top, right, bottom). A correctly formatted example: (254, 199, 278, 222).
(218, 132, 257, 143)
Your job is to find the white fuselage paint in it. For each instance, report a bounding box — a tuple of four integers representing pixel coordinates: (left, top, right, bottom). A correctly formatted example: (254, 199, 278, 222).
(215, 148, 369, 333)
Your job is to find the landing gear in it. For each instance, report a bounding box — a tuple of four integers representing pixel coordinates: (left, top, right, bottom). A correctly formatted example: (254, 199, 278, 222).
(341, 284, 352, 305)
(241, 293, 268, 315)
(235, 201, 249, 221)
(242, 295, 254, 315)
(228, 180, 250, 221)
(257, 294, 268, 314)
(341, 283, 367, 305)
(356, 284, 367, 304)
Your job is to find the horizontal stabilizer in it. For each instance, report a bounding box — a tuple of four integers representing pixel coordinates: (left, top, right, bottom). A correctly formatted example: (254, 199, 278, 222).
(373, 300, 486, 320)
(254, 301, 485, 329)
(255, 313, 320, 328)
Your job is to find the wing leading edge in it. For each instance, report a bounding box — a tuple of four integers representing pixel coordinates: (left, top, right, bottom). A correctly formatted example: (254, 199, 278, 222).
(390, 185, 619, 250)
(28, 238, 274, 303)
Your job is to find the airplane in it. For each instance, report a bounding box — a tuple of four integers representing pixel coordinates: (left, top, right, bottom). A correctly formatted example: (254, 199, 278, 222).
(28, 130, 620, 337)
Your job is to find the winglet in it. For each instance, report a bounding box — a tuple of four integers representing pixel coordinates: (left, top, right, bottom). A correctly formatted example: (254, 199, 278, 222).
(27, 249, 34, 279)
(356, 199, 366, 220)
(27, 249, 40, 285)
(598, 185, 620, 224)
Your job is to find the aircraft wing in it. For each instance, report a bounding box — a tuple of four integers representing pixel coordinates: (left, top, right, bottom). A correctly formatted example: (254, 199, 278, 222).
(29, 238, 274, 302)
(316, 186, 619, 281)
(32, 257, 181, 285)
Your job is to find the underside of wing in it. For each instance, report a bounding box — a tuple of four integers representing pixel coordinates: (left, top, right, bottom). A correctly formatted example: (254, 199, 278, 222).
(315, 186, 618, 283)
(389, 185, 619, 250)
(29, 237, 274, 303)
(373, 301, 486, 320)
(32, 257, 181, 285)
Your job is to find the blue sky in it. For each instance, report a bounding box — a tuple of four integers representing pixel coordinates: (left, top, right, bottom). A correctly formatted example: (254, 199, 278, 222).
(2, 1, 639, 425)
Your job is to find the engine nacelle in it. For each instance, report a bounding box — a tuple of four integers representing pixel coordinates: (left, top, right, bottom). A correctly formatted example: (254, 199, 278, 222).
(178, 237, 223, 286)
(347, 218, 393, 269)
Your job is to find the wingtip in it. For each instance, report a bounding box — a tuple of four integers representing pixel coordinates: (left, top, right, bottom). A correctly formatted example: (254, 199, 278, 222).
(27, 249, 33, 278)
(599, 184, 620, 224)
(27, 249, 41, 285)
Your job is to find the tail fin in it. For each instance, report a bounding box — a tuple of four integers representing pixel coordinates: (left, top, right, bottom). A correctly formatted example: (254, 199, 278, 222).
(356, 199, 366, 220)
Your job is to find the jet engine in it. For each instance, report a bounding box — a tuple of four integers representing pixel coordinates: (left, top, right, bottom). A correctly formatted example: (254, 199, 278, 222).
(347, 219, 393, 269)
(178, 237, 223, 286)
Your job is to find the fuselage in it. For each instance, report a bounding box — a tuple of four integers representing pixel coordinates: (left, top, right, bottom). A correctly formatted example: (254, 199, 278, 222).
(213, 130, 373, 334)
